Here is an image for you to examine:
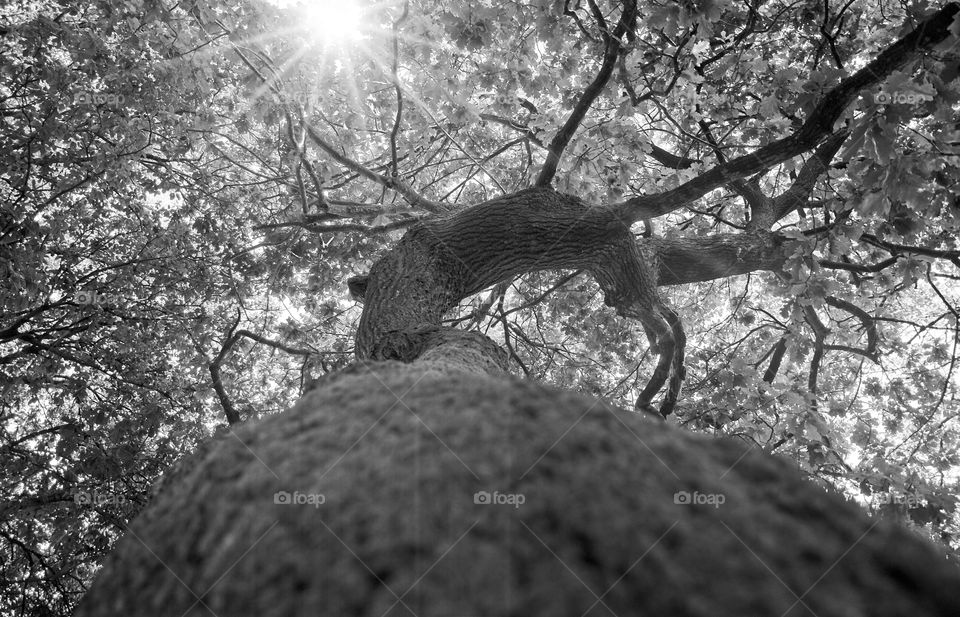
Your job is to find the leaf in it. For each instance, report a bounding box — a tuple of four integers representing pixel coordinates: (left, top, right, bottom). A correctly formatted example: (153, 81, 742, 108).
(859, 191, 889, 217)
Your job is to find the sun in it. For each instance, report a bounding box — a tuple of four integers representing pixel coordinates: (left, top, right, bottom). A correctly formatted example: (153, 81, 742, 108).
(298, 0, 365, 46)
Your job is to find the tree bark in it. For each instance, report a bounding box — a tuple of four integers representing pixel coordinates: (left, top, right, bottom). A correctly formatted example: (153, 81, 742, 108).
(651, 231, 789, 286)
(354, 187, 631, 360)
(73, 5, 960, 614)
(75, 360, 960, 616)
(353, 186, 686, 414)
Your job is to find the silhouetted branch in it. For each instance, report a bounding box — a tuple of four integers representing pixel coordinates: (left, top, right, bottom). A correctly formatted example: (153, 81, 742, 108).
(536, 0, 638, 186)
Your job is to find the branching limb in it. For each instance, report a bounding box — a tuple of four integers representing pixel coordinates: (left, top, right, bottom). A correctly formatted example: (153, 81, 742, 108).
(824, 296, 880, 362)
(301, 122, 446, 213)
(803, 306, 829, 406)
(820, 256, 899, 272)
(647, 143, 698, 169)
(616, 2, 960, 223)
(767, 130, 848, 225)
(210, 312, 243, 424)
(657, 305, 686, 416)
(210, 318, 318, 424)
(739, 130, 847, 230)
(799, 295, 880, 405)
(697, 119, 770, 217)
(225, 21, 446, 214)
(590, 234, 684, 417)
(762, 338, 788, 383)
(389, 2, 409, 180)
(536, 0, 638, 186)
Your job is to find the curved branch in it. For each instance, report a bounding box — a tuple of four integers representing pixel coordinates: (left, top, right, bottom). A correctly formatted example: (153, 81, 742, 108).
(648, 143, 698, 169)
(616, 2, 960, 223)
(210, 313, 243, 424)
(861, 233, 960, 260)
(747, 130, 849, 230)
(302, 122, 446, 213)
(820, 256, 899, 272)
(389, 2, 409, 179)
(347, 229, 793, 296)
(536, 0, 638, 186)
(815, 297, 880, 364)
(233, 330, 314, 356)
(210, 323, 317, 424)
(803, 306, 829, 404)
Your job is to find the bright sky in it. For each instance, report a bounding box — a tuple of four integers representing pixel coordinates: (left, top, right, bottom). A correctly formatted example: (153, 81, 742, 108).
(299, 0, 365, 45)
(269, 0, 368, 47)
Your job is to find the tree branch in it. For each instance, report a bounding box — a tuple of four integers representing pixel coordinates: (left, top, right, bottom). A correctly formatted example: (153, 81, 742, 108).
(227, 24, 447, 215)
(768, 130, 848, 224)
(210, 321, 317, 425)
(647, 143, 698, 169)
(210, 313, 243, 425)
(389, 2, 409, 179)
(536, 0, 638, 186)
(302, 122, 446, 214)
(616, 2, 960, 223)
(824, 296, 880, 362)
(820, 255, 899, 272)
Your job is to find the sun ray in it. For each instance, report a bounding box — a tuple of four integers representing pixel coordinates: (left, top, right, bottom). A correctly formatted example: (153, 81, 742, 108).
(296, 0, 365, 47)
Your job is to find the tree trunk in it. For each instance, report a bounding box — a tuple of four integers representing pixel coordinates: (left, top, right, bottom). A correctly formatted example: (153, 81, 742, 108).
(75, 181, 960, 615)
(352, 186, 693, 414)
(75, 353, 960, 616)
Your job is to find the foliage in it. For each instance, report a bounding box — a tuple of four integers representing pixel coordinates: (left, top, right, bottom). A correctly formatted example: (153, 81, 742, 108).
(1, 0, 959, 613)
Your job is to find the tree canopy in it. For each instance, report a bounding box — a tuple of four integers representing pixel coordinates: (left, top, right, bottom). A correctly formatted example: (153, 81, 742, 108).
(2, 0, 960, 614)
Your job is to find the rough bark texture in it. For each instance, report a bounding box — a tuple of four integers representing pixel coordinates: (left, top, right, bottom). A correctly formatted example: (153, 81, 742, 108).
(75, 362, 960, 616)
(73, 6, 960, 613)
(355, 187, 632, 359)
(354, 186, 685, 414)
(651, 231, 789, 286)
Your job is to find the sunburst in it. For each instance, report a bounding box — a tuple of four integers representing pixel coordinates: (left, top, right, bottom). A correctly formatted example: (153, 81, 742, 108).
(297, 0, 366, 47)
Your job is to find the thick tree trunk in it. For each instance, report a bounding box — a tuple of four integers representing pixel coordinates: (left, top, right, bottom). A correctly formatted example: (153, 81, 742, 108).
(352, 186, 693, 414)
(75, 358, 960, 616)
(353, 187, 648, 359)
(74, 173, 960, 615)
(66, 4, 960, 615)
